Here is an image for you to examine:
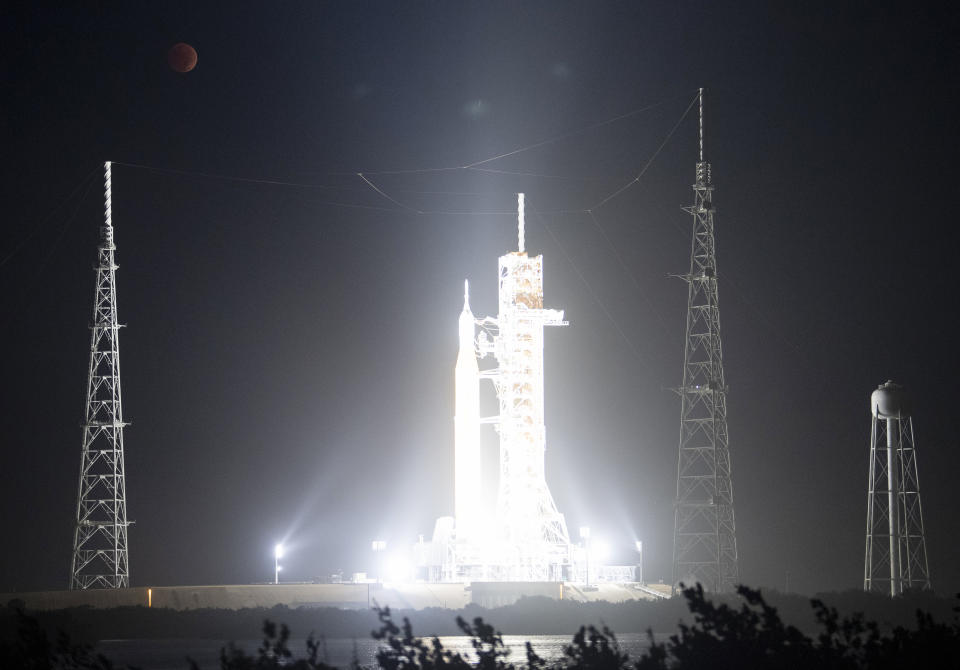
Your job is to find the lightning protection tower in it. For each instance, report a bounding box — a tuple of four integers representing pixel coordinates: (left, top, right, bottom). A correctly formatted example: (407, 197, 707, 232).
(864, 381, 931, 595)
(671, 89, 739, 593)
(69, 161, 131, 589)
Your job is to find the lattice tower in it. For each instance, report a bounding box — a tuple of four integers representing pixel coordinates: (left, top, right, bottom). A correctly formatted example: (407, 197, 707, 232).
(864, 381, 931, 594)
(476, 194, 571, 580)
(671, 89, 739, 593)
(69, 161, 131, 589)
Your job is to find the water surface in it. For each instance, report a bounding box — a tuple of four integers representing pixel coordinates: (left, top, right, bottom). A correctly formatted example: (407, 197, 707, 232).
(99, 633, 658, 669)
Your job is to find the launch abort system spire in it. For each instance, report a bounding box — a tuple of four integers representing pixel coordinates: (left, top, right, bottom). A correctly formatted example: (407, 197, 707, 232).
(864, 381, 931, 594)
(69, 161, 131, 589)
(671, 88, 739, 593)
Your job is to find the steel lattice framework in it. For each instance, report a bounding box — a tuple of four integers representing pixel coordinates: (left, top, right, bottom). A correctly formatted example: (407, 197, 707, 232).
(671, 89, 739, 593)
(474, 194, 571, 581)
(864, 381, 930, 595)
(69, 161, 131, 589)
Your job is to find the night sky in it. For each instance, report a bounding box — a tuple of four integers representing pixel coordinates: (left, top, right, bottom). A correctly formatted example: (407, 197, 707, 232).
(2, 2, 958, 595)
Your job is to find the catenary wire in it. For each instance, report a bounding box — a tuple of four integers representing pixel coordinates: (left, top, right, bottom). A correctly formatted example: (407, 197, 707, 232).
(465, 167, 618, 181)
(356, 173, 422, 213)
(587, 210, 671, 335)
(107, 93, 696, 219)
(531, 209, 651, 370)
(350, 97, 673, 176)
(591, 93, 698, 210)
(462, 100, 668, 169)
(112, 161, 367, 191)
(348, 97, 695, 218)
(0, 167, 100, 270)
(35, 172, 98, 277)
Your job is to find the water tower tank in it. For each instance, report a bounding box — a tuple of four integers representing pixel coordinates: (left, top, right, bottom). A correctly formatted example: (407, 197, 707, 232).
(871, 380, 911, 419)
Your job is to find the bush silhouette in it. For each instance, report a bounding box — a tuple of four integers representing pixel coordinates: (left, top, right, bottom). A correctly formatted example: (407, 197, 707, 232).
(637, 583, 960, 670)
(0, 608, 116, 669)
(3, 584, 959, 668)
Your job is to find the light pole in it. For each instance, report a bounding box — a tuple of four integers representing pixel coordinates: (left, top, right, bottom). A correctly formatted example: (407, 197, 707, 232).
(579, 526, 591, 587)
(635, 540, 643, 585)
(274, 543, 284, 585)
(371, 540, 386, 583)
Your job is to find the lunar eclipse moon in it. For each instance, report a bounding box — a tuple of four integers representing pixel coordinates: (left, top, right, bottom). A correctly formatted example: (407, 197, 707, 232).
(167, 42, 197, 73)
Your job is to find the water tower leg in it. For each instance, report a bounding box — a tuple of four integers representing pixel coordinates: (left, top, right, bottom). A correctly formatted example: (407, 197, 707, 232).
(886, 417, 901, 596)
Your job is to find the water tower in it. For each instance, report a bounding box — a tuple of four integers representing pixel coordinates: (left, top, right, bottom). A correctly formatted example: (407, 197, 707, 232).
(864, 381, 931, 594)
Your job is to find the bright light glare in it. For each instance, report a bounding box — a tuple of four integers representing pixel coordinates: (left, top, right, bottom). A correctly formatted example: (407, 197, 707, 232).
(579, 526, 591, 539)
(635, 540, 643, 553)
(276, 566, 283, 572)
(371, 540, 387, 551)
(275, 543, 284, 559)
(593, 540, 610, 562)
(385, 557, 412, 582)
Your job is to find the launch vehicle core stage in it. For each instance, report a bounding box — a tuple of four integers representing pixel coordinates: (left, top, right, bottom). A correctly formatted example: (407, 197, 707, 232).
(454, 280, 482, 544)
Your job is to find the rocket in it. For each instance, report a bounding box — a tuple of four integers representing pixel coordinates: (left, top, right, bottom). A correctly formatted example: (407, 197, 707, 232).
(454, 279, 482, 542)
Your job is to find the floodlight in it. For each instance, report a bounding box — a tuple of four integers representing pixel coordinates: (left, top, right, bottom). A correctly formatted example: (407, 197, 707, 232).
(274, 543, 285, 584)
(635, 540, 644, 584)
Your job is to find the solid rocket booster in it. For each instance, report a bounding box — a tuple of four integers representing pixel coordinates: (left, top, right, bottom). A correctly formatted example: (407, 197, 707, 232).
(455, 279, 482, 541)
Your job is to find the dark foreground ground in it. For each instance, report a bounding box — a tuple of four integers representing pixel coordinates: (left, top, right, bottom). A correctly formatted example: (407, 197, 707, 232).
(3, 585, 960, 669)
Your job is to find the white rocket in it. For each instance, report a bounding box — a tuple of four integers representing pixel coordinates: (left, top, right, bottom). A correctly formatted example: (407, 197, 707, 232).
(454, 279, 482, 542)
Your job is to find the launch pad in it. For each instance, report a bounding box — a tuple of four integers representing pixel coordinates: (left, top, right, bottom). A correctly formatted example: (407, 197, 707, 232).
(413, 195, 616, 583)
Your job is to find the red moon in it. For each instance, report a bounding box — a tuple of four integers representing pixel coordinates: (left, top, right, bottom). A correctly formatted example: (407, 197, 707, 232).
(167, 42, 198, 73)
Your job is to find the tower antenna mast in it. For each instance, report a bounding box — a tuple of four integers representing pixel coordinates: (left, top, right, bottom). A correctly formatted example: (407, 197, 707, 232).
(698, 86, 705, 163)
(518, 192, 525, 254)
(671, 88, 739, 593)
(69, 161, 131, 589)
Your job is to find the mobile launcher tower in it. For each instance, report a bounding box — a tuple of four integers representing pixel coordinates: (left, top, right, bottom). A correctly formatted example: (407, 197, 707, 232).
(417, 194, 574, 582)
